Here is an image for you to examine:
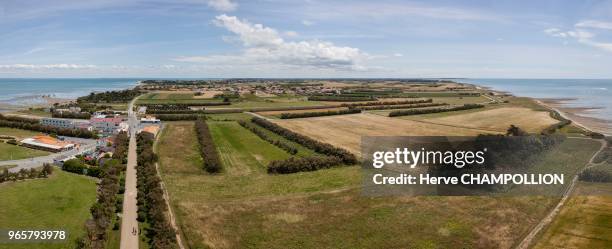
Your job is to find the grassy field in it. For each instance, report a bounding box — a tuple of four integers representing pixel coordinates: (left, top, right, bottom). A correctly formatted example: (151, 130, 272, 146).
(0, 127, 44, 139)
(0, 170, 97, 249)
(156, 121, 572, 249)
(0, 142, 50, 160)
(534, 182, 612, 248)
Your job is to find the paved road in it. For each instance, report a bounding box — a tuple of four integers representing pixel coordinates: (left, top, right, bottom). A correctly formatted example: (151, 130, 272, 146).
(120, 98, 139, 249)
(0, 137, 97, 173)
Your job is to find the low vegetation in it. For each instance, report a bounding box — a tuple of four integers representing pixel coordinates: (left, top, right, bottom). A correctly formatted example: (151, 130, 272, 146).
(267, 156, 342, 174)
(195, 118, 222, 173)
(340, 98, 432, 107)
(579, 168, 612, 182)
(238, 120, 298, 155)
(307, 95, 376, 101)
(279, 108, 361, 119)
(0, 170, 98, 249)
(388, 104, 484, 117)
(52, 111, 91, 119)
(358, 102, 447, 111)
(252, 117, 357, 164)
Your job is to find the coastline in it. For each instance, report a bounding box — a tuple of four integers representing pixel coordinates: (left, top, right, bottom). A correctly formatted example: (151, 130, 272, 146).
(536, 98, 611, 136)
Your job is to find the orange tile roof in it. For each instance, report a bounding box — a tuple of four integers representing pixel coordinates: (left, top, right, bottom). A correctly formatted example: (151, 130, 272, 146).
(142, 126, 159, 135)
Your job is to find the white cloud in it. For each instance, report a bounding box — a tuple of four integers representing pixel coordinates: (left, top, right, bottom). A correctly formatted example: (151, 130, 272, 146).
(177, 15, 369, 70)
(575, 20, 612, 30)
(544, 27, 612, 52)
(0, 64, 97, 69)
(207, 0, 237, 12)
(393, 53, 403, 57)
(301, 20, 314, 26)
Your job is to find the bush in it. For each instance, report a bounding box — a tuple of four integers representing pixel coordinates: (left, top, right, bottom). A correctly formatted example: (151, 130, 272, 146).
(307, 95, 376, 102)
(251, 117, 357, 165)
(579, 168, 612, 182)
(267, 156, 343, 174)
(62, 159, 87, 174)
(340, 98, 432, 107)
(195, 118, 222, 173)
(388, 104, 484, 117)
(357, 102, 447, 111)
(238, 120, 298, 155)
(52, 111, 91, 119)
(279, 108, 361, 119)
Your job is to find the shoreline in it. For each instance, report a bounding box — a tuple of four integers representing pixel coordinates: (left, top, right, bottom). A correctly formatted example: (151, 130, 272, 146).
(536, 98, 611, 136)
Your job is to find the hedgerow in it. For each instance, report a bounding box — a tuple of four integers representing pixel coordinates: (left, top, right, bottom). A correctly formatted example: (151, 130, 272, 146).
(388, 104, 484, 117)
(279, 109, 361, 119)
(238, 120, 298, 155)
(195, 118, 222, 173)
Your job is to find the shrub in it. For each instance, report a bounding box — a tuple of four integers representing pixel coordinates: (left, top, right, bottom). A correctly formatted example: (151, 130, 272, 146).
(579, 168, 612, 182)
(52, 111, 91, 119)
(340, 98, 432, 107)
(195, 118, 222, 173)
(357, 102, 447, 111)
(388, 104, 484, 117)
(251, 117, 357, 164)
(279, 108, 361, 119)
(267, 156, 343, 174)
(307, 95, 376, 102)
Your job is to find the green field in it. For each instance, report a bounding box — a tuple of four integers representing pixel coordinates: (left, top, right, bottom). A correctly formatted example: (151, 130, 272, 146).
(0, 170, 97, 249)
(534, 182, 612, 249)
(156, 121, 592, 248)
(0, 142, 50, 161)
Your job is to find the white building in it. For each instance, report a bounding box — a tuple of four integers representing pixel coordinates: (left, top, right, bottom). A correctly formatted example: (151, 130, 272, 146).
(40, 118, 90, 130)
(90, 116, 125, 134)
(140, 116, 160, 124)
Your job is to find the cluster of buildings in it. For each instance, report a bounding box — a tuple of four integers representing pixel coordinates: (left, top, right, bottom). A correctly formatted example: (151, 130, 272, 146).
(40, 114, 129, 135)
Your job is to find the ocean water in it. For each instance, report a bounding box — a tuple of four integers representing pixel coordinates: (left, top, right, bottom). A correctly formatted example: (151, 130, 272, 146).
(0, 78, 140, 106)
(462, 79, 612, 122)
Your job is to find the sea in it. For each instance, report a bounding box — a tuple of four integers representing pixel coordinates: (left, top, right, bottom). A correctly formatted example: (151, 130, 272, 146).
(0, 78, 140, 108)
(0, 78, 610, 123)
(460, 79, 612, 122)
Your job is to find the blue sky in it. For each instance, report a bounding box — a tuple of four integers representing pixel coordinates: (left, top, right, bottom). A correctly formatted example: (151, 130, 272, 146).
(1, 0, 612, 78)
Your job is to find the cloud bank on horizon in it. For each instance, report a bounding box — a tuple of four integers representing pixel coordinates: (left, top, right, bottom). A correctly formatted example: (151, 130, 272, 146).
(1, 0, 612, 78)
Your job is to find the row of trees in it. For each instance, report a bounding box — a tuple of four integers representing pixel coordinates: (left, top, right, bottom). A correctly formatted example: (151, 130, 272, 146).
(238, 120, 298, 155)
(77, 89, 142, 103)
(156, 114, 208, 121)
(388, 104, 484, 117)
(52, 111, 91, 119)
(0, 114, 38, 124)
(0, 118, 97, 139)
(140, 102, 230, 108)
(113, 132, 130, 164)
(195, 118, 222, 173)
(251, 117, 357, 164)
(136, 132, 178, 249)
(357, 102, 447, 111)
(307, 95, 376, 102)
(79, 159, 123, 249)
(340, 98, 432, 107)
(541, 109, 572, 135)
(279, 109, 361, 119)
(0, 164, 53, 183)
(267, 156, 342, 174)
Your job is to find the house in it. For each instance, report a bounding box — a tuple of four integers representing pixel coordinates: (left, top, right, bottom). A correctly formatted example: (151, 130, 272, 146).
(139, 125, 160, 137)
(140, 116, 160, 124)
(21, 135, 76, 152)
(90, 116, 125, 134)
(137, 106, 147, 115)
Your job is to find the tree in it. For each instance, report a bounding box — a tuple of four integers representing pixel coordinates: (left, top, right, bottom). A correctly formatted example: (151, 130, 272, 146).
(506, 125, 528, 136)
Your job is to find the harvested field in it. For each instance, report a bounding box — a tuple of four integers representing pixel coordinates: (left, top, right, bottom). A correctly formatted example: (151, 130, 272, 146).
(423, 107, 558, 133)
(273, 113, 493, 155)
(194, 90, 224, 99)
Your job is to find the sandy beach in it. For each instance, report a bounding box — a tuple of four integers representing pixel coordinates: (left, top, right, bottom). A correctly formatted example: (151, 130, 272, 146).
(538, 98, 612, 136)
